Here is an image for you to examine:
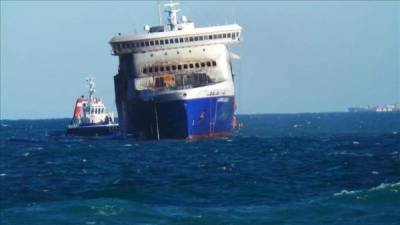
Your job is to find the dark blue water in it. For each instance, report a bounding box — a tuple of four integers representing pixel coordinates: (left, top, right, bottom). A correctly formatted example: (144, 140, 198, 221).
(1, 113, 399, 225)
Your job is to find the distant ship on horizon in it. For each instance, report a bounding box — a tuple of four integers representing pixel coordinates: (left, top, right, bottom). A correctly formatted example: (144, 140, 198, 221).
(348, 103, 400, 113)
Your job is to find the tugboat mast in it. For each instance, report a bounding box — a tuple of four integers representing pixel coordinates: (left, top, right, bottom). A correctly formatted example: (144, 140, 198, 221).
(86, 76, 96, 103)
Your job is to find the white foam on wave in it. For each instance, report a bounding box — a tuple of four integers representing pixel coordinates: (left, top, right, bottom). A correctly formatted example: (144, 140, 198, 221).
(333, 189, 360, 196)
(334, 181, 400, 197)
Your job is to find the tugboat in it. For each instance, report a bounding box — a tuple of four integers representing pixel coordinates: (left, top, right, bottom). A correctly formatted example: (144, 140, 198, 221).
(66, 77, 119, 136)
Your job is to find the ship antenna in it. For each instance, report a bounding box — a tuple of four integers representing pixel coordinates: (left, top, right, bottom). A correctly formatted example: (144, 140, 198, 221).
(157, 0, 162, 25)
(164, 0, 180, 31)
(86, 75, 96, 103)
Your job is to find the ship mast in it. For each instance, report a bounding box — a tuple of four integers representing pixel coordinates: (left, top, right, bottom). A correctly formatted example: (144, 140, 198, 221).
(164, 0, 180, 31)
(86, 76, 96, 103)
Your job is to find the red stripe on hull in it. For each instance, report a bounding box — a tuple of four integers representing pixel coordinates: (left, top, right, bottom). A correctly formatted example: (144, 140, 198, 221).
(188, 131, 232, 140)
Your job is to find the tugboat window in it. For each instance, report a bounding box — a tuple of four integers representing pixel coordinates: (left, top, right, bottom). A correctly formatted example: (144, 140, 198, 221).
(166, 66, 170, 71)
(154, 66, 159, 72)
(207, 62, 211, 67)
(145, 41, 149, 46)
(218, 34, 222, 39)
(223, 33, 227, 38)
(175, 38, 179, 43)
(180, 38, 184, 42)
(143, 68, 147, 73)
(172, 65, 176, 70)
(155, 40, 159, 45)
(170, 39, 174, 44)
(194, 36, 198, 41)
(189, 64, 194, 69)
(201, 62, 205, 67)
(195, 63, 200, 68)
(160, 40, 164, 45)
(160, 66, 164, 72)
(184, 64, 188, 69)
(177, 65, 182, 70)
(209, 35, 213, 39)
(227, 33, 231, 38)
(185, 37, 189, 42)
(165, 39, 169, 44)
(149, 67, 153, 73)
(189, 37, 194, 42)
(212, 61, 217, 66)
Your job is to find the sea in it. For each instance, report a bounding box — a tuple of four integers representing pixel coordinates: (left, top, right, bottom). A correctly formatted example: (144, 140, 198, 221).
(1, 113, 399, 225)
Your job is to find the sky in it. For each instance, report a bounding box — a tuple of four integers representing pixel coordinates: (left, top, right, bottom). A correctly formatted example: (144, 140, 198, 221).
(1, 1, 399, 119)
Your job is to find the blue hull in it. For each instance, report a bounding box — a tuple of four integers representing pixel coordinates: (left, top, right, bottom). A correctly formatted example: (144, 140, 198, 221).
(127, 96, 235, 139)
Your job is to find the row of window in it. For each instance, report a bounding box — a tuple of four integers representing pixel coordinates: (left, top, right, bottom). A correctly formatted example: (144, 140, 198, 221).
(153, 73, 210, 89)
(114, 31, 240, 50)
(86, 107, 104, 114)
(143, 61, 217, 74)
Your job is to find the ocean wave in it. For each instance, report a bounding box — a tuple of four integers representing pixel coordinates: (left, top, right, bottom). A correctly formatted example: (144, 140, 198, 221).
(334, 181, 400, 197)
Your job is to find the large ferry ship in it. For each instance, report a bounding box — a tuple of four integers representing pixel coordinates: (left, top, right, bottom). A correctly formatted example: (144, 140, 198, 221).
(110, 1, 242, 139)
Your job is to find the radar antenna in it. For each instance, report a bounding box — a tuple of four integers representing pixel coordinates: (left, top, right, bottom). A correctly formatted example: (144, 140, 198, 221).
(164, 0, 180, 31)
